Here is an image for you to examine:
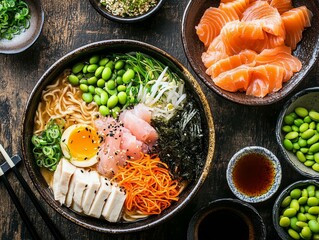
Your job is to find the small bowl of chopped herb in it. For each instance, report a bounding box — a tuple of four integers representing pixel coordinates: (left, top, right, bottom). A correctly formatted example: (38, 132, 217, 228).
(0, 0, 44, 54)
(89, 0, 165, 23)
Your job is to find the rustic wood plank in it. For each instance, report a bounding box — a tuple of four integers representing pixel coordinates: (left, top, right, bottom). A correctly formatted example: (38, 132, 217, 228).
(0, 0, 318, 239)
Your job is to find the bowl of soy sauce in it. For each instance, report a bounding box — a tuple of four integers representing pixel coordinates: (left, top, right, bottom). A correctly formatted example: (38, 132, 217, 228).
(187, 198, 266, 240)
(226, 146, 282, 203)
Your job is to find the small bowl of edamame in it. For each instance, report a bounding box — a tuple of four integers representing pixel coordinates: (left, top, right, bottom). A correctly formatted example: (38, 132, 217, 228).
(276, 87, 319, 179)
(273, 179, 319, 240)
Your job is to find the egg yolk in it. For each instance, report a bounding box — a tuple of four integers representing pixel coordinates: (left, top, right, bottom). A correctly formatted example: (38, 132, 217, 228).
(67, 126, 99, 161)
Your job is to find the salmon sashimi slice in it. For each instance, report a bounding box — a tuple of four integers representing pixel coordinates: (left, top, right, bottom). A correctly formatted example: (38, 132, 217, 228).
(281, 6, 313, 50)
(246, 64, 285, 97)
(201, 35, 228, 68)
(219, 0, 250, 18)
(221, 0, 237, 2)
(196, 7, 239, 48)
(220, 20, 274, 55)
(206, 49, 257, 78)
(255, 46, 302, 82)
(212, 65, 251, 92)
(241, 1, 285, 37)
(269, 0, 293, 15)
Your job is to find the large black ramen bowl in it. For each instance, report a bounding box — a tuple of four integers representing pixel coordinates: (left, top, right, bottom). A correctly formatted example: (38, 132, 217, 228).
(182, 0, 319, 105)
(21, 39, 215, 233)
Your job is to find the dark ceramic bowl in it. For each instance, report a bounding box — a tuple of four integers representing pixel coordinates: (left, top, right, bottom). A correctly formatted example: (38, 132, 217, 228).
(273, 179, 319, 240)
(21, 39, 215, 233)
(89, 0, 165, 23)
(276, 87, 319, 179)
(181, 0, 319, 105)
(0, 0, 44, 54)
(187, 198, 267, 240)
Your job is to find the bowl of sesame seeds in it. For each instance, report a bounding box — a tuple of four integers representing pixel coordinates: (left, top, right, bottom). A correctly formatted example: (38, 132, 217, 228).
(89, 0, 166, 23)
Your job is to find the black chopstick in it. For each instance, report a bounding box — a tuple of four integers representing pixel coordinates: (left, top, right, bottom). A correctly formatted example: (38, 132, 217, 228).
(11, 160, 65, 240)
(0, 167, 41, 240)
(0, 145, 64, 240)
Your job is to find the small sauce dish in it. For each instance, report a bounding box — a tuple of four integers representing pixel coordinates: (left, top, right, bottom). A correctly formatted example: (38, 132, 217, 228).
(0, 0, 44, 54)
(187, 198, 266, 240)
(226, 146, 282, 203)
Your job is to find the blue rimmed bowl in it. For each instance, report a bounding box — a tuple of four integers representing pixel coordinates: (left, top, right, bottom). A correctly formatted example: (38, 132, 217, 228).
(226, 146, 282, 203)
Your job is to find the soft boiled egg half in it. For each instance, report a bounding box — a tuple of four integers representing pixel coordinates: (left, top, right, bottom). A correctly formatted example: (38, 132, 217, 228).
(60, 124, 100, 167)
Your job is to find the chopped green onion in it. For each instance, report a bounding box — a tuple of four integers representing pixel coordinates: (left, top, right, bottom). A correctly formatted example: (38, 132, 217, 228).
(0, 0, 31, 40)
(31, 120, 63, 172)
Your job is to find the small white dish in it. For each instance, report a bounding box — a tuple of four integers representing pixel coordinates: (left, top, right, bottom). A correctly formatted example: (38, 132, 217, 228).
(226, 146, 282, 203)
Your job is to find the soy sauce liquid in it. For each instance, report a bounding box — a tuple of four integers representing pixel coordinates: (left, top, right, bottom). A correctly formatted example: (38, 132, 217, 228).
(198, 209, 251, 240)
(232, 153, 275, 196)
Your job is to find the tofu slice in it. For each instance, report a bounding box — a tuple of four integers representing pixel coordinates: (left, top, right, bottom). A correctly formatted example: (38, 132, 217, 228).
(82, 170, 101, 215)
(72, 200, 83, 213)
(88, 176, 112, 218)
(101, 184, 126, 222)
(65, 173, 76, 207)
(72, 168, 88, 212)
(52, 158, 77, 205)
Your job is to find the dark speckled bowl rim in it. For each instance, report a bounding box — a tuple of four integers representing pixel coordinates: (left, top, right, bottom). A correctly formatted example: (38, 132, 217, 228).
(276, 87, 319, 179)
(21, 39, 215, 234)
(187, 198, 267, 240)
(181, 0, 319, 106)
(0, 0, 44, 54)
(88, 0, 166, 23)
(273, 179, 319, 240)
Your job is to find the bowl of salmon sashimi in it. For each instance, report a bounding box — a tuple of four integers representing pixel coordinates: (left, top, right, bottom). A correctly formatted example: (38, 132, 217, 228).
(182, 0, 319, 105)
(21, 39, 215, 233)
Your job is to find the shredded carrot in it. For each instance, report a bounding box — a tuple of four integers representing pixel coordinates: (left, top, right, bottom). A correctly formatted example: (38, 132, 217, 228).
(112, 153, 182, 216)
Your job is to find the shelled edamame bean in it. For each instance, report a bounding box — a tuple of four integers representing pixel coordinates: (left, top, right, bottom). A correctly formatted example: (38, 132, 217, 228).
(67, 54, 138, 117)
(282, 107, 319, 172)
(278, 184, 319, 240)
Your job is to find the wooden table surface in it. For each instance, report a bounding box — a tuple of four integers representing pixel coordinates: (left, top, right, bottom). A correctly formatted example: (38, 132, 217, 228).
(0, 1, 318, 239)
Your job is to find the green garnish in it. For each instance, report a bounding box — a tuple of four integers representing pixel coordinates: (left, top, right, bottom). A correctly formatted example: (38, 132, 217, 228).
(0, 0, 31, 40)
(31, 120, 63, 171)
(100, 0, 158, 18)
